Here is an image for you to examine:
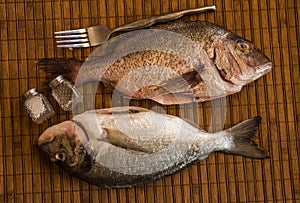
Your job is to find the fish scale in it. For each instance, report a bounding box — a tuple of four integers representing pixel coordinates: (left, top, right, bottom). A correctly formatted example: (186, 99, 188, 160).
(39, 21, 271, 105)
(38, 106, 269, 188)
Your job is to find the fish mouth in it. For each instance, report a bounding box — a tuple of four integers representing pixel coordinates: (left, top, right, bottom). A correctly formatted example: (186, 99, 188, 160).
(253, 62, 272, 80)
(233, 62, 272, 85)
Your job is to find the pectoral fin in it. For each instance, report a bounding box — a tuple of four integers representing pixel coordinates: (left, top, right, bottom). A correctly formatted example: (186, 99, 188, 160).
(155, 67, 204, 94)
(103, 128, 158, 153)
(152, 92, 195, 105)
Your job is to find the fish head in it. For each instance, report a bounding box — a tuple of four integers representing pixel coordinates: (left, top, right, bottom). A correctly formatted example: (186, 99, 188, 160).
(38, 121, 91, 173)
(209, 32, 272, 86)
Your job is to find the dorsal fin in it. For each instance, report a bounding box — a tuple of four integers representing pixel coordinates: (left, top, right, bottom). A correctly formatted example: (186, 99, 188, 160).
(94, 106, 149, 115)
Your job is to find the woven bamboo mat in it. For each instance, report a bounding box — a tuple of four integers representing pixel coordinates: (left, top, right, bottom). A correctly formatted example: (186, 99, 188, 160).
(0, 0, 299, 202)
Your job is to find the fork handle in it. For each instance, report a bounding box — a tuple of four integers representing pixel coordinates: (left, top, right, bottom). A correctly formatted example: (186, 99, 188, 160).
(111, 5, 216, 33)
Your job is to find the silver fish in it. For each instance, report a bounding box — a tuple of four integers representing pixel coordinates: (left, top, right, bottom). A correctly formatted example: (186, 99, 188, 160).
(38, 106, 269, 188)
(39, 21, 272, 105)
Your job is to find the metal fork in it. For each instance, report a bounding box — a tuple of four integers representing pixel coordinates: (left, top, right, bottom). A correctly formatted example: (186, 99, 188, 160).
(54, 5, 216, 48)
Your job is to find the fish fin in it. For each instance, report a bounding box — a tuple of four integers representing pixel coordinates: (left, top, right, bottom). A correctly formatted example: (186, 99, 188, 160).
(223, 116, 269, 159)
(152, 92, 195, 105)
(103, 128, 162, 154)
(95, 106, 149, 115)
(37, 58, 83, 83)
(103, 128, 155, 153)
(160, 68, 204, 93)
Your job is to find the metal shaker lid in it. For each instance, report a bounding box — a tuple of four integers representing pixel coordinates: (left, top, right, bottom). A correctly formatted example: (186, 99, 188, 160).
(49, 75, 65, 89)
(23, 88, 39, 100)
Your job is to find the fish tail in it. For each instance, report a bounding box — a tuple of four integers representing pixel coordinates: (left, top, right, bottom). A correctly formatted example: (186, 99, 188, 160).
(223, 116, 269, 159)
(37, 58, 83, 84)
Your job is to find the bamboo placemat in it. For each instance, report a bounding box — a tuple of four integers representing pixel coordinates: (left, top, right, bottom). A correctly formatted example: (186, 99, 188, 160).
(0, 0, 299, 202)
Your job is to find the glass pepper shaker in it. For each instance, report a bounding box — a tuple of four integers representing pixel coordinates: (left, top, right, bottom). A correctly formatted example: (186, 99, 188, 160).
(49, 75, 82, 111)
(23, 88, 55, 124)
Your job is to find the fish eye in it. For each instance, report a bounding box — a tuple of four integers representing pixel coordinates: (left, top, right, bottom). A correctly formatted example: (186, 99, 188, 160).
(236, 39, 251, 53)
(55, 152, 66, 162)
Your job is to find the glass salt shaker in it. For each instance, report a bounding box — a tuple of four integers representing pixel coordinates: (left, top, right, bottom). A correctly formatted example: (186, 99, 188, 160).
(23, 88, 55, 124)
(49, 75, 82, 111)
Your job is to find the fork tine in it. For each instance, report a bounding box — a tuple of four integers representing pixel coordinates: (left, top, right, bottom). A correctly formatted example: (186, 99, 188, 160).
(56, 38, 89, 43)
(57, 43, 90, 48)
(54, 28, 87, 35)
(55, 34, 88, 39)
